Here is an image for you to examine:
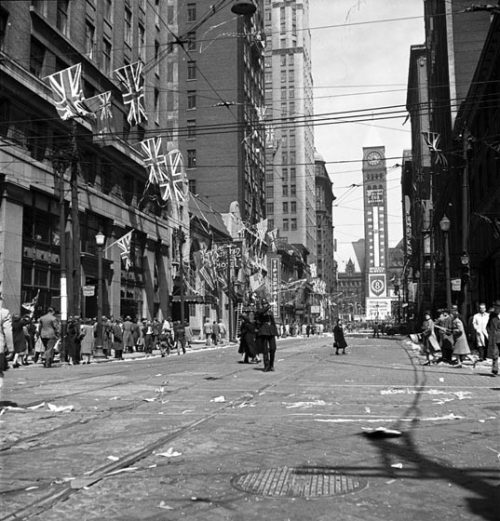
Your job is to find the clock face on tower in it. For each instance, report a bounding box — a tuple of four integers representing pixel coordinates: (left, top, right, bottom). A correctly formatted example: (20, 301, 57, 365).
(366, 151, 382, 166)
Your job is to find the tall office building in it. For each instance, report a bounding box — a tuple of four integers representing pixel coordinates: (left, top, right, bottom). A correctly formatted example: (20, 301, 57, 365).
(263, 0, 316, 260)
(177, 0, 266, 222)
(362, 142, 391, 320)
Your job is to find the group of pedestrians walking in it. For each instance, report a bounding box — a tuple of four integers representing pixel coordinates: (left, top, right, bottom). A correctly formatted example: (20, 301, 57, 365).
(238, 299, 279, 372)
(418, 300, 500, 376)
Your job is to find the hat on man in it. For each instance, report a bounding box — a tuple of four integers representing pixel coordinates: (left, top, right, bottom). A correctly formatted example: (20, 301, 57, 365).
(493, 299, 500, 308)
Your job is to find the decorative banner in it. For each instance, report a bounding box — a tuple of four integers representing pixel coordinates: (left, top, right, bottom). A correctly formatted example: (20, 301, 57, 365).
(140, 137, 167, 186)
(269, 256, 281, 318)
(421, 131, 447, 167)
(21, 289, 40, 317)
(255, 218, 268, 243)
(114, 61, 148, 127)
(44, 63, 93, 120)
(310, 263, 317, 279)
(84, 91, 114, 145)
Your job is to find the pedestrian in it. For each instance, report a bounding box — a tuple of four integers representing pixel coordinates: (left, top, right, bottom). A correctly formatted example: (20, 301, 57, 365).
(143, 320, 154, 356)
(306, 324, 311, 337)
(37, 307, 59, 368)
(435, 309, 454, 364)
(174, 320, 186, 355)
(159, 329, 171, 357)
(451, 308, 471, 368)
(373, 322, 380, 338)
(255, 299, 279, 372)
(24, 316, 36, 364)
(203, 318, 212, 346)
(11, 314, 28, 368)
(122, 316, 135, 353)
(217, 319, 226, 344)
(184, 321, 193, 348)
(80, 318, 95, 364)
(0, 295, 13, 387)
(239, 314, 257, 363)
(102, 316, 113, 357)
(333, 318, 348, 355)
(211, 321, 220, 345)
(65, 317, 79, 365)
(486, 299, 500, 377)
(152, 318, 161, 350)
(421, 311, 439, 365)
(472, 302, 489, 361)
(112, 319, 124, 360)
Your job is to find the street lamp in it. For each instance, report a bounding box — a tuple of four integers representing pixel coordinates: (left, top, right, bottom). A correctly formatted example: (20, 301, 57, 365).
(439, 215, 452, 310)
(94, 230, 106, 359)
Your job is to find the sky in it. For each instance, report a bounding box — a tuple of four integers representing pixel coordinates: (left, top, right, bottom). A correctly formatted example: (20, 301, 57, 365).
(309, 0, 425, 272)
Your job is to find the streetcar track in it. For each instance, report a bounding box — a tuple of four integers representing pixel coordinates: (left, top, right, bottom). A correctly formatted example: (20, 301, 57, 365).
(1, 342, 320, 521)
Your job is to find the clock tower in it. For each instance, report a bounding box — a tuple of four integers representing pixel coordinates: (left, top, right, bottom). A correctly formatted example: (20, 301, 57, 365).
(362, 145, 390, 319)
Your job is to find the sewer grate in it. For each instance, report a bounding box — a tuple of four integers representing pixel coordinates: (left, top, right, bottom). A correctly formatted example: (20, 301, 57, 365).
(231, 466, 368, 497)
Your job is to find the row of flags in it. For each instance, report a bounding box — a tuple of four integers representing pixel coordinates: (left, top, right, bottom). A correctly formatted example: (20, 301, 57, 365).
(45, 62, 187, 204)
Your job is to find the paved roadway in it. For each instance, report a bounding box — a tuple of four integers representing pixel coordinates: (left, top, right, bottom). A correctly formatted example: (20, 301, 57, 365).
(0, 335, 498, 521)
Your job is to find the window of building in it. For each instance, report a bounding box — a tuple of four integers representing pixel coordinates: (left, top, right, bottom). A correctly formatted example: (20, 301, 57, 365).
(282, 185, 288, 196)
(0, 9, 8, 50)
(85, 21, 95, 59)
(290, 167, 296, 180)
(166, 94, 174, 111)
(29, 37, 45, 77)
(187, 3, 196, 22)
(103, 38, 112, 74)
(282, 167, 288, 180)
(56, 0, 69, 36)
(31, 1, 48, 16)
(291, 218, 297, 230)
(154, 40, 160, 76)
(268, 218, 274, 229)
(165, 120, 174, 140)
(138, 23, 145, 62)
(187, 149, 196, 168)
(154, 0, 160, 27)
(283, 202, 288, 213)
(291, 184, 296, 196)
(167, 5, 175, 24)
(187, 119, 196, 138)
(187, 90, 196, 109)
(188, 179, 197, 194)
(291, 201, 296, 213)
(187, 31, 196, 51)
(187, 60, 196, 80)
(104, 0, 113, 24)
(124, 7, 132, 47)
(280, 54, 286, 66)
(266, 202, 274, 214)
(283, 218, 289, 231)
(154, 88, 160, 123)
(167, 62, 174, 82)
(267, 185, 274, 198)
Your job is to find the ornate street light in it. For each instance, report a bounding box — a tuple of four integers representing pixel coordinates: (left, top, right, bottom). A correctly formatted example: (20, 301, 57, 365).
(94, 230, 106, 359)
(439, 215, 452, 309)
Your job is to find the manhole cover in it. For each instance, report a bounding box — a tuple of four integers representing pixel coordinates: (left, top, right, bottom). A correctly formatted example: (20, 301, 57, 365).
(231, 466, 368, 497)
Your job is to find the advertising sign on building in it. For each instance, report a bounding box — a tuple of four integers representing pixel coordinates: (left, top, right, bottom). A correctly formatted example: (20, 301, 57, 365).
(368, 272, 386, 298)
(366, 298, 392, 320)
(269, 256, 281, 319)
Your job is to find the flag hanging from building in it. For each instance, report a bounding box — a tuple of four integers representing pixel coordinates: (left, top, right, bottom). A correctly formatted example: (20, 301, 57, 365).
(140, 138, 168, 186)
(421, 131, 448, 168)
(21, 289, 40, 317)
(85, 91, 115, 145)
(165, 149, 187, 202)
(44, 63, 93, 120)
(106, 231, 133, 270)
(114, 62, 148, 127)
(256, 218, 268, 242)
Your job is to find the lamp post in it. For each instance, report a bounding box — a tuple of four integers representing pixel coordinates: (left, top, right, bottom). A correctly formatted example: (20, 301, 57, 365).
(94, 230, 106, 359)
(174, 227, 186, 326)
(439, 215, 452, 310)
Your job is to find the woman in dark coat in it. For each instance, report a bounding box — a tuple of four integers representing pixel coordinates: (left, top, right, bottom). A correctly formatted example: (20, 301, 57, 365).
(65, 318, 79, 365)
(333, 318, 348, 355)
(12, 314, 28, 368)
(112, 319, 124, 360)
(255, 300, 279, 372)
(239, 314, 257, 363)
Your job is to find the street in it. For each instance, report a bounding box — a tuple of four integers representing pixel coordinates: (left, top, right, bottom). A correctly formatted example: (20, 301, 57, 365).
(0, 335, 498, 521)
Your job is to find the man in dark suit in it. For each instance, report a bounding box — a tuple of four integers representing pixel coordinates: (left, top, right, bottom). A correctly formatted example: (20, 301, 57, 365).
(487, 299, 500, 377)
(38, 307, 59, 368)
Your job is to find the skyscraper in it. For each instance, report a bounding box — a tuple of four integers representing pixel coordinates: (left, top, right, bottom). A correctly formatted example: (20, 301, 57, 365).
(264, 0, 316, 260)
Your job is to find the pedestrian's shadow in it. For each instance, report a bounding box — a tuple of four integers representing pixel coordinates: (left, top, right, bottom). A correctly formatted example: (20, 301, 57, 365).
(361, 341, 498, 520)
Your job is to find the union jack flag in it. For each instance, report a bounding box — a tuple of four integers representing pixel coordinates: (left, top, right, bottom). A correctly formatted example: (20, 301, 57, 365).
(165, 149, 187, 202)
(139, 137, 169, 187)
(114, 62, 148, 127)
(421, 131, 448, 168)
(116, 231, 133, 271)
(44, 63, 93, 120)
(85, 91, 114, 145)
